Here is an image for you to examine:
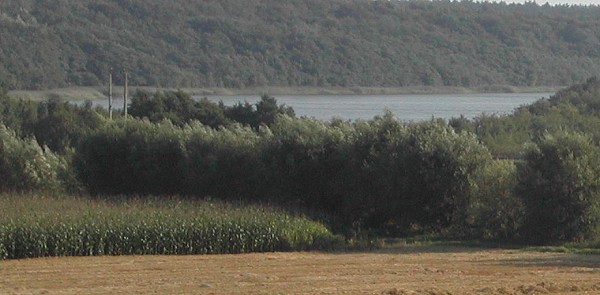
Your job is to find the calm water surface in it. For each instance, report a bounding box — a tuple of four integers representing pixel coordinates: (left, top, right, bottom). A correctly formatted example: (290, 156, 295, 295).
(202, 93, 551, 121)
(84, 93, 552, 121)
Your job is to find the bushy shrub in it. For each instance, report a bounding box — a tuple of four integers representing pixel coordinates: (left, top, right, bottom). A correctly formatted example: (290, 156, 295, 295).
(0, 91, 37, 138)
(73, 94, 498, 237)
(129, 91, 294, 129)
(0, 125, 63, 192)
(355, 117, 492, 234)
(74, 119, 187, 195)
(185, 122, 263, 198)
(404, 121, 492, 232)
(342, 113, 411, 232)
(517, 131, 600, 244)
(129, 90, 231, 128)
(469, 159, 522, 240)
(34, 98, 106, 154)
(73, 114, 494, 236)
(261, 115, 351, 209)
(225, 95, 295, 130)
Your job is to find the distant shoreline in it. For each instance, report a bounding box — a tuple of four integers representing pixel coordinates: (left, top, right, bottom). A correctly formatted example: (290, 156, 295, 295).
(9, 85, 562, 102)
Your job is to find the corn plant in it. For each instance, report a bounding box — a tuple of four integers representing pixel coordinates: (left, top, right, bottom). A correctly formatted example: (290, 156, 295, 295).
(0, 194, 343, 259)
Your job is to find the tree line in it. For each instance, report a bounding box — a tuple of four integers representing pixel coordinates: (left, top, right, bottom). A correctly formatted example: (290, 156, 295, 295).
(1, 0, 600, 90)
(3, 79, 600, 245)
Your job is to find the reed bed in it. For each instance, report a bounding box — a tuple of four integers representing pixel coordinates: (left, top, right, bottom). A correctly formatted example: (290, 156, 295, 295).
(0, 194, 342, 259)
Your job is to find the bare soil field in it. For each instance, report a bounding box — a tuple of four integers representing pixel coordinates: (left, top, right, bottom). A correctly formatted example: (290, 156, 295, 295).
(1, 245, 599, 294)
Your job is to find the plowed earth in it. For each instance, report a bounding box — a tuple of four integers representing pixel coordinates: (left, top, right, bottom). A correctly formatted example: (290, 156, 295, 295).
(1, 246, 600, 294)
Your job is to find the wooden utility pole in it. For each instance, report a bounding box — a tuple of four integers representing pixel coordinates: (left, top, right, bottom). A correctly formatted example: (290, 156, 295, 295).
(108, 69, 113, 120)
(123, 69, 128, 117)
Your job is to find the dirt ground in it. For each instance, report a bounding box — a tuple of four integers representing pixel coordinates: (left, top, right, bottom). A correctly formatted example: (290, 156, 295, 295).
(1, 245, 600, 294)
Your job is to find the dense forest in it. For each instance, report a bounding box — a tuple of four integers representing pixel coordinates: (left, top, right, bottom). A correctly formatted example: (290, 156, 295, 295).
(1, 0, 600, 90)
(3, 79, 600, 246)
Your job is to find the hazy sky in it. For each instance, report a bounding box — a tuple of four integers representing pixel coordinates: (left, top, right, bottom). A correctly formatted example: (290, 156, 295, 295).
(506, 0, 599, 5)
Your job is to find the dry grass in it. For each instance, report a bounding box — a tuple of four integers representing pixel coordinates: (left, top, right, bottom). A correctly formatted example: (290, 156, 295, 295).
(1, 246, 599, 294)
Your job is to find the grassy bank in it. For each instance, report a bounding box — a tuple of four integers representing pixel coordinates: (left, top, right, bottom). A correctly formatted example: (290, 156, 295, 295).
(8, 85, 561, 102)
(0, 194, 343, 260)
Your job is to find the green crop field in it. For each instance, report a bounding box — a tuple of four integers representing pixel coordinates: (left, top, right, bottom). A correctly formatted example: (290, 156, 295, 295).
(0, 194, 342, 259)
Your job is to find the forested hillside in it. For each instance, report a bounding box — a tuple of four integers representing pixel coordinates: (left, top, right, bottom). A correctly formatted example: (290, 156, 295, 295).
(1, 0, 599, 90)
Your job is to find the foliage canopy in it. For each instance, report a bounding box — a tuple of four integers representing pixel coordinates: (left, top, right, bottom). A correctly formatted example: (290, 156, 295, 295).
(1, 0, 600, 89)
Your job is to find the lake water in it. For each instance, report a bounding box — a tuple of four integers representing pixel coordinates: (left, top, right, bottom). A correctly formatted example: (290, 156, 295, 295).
(202, 93, 551, 121)
(83, 92, 552, 121)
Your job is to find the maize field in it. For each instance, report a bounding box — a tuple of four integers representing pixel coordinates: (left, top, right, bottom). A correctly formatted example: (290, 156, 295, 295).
(0, 194, 343, 259)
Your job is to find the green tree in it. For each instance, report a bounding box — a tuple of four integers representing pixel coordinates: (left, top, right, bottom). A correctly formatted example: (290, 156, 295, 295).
(400, 121, 492, 232)
(184, 122, 262, 198)
(129, 90, 230, 127)
(0, 88, 37, 137)
(225, 101, 257, 128)
(224, 95, 295, 130)
(469, 160, 522, 240)
(341, 115, 492, 235)
(74, 119, 186, 195)
(517, 131, 600, 244)
(0, 124, 62, 192)
(256, 95, 295, 127)
(34, 97, 104, 154)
